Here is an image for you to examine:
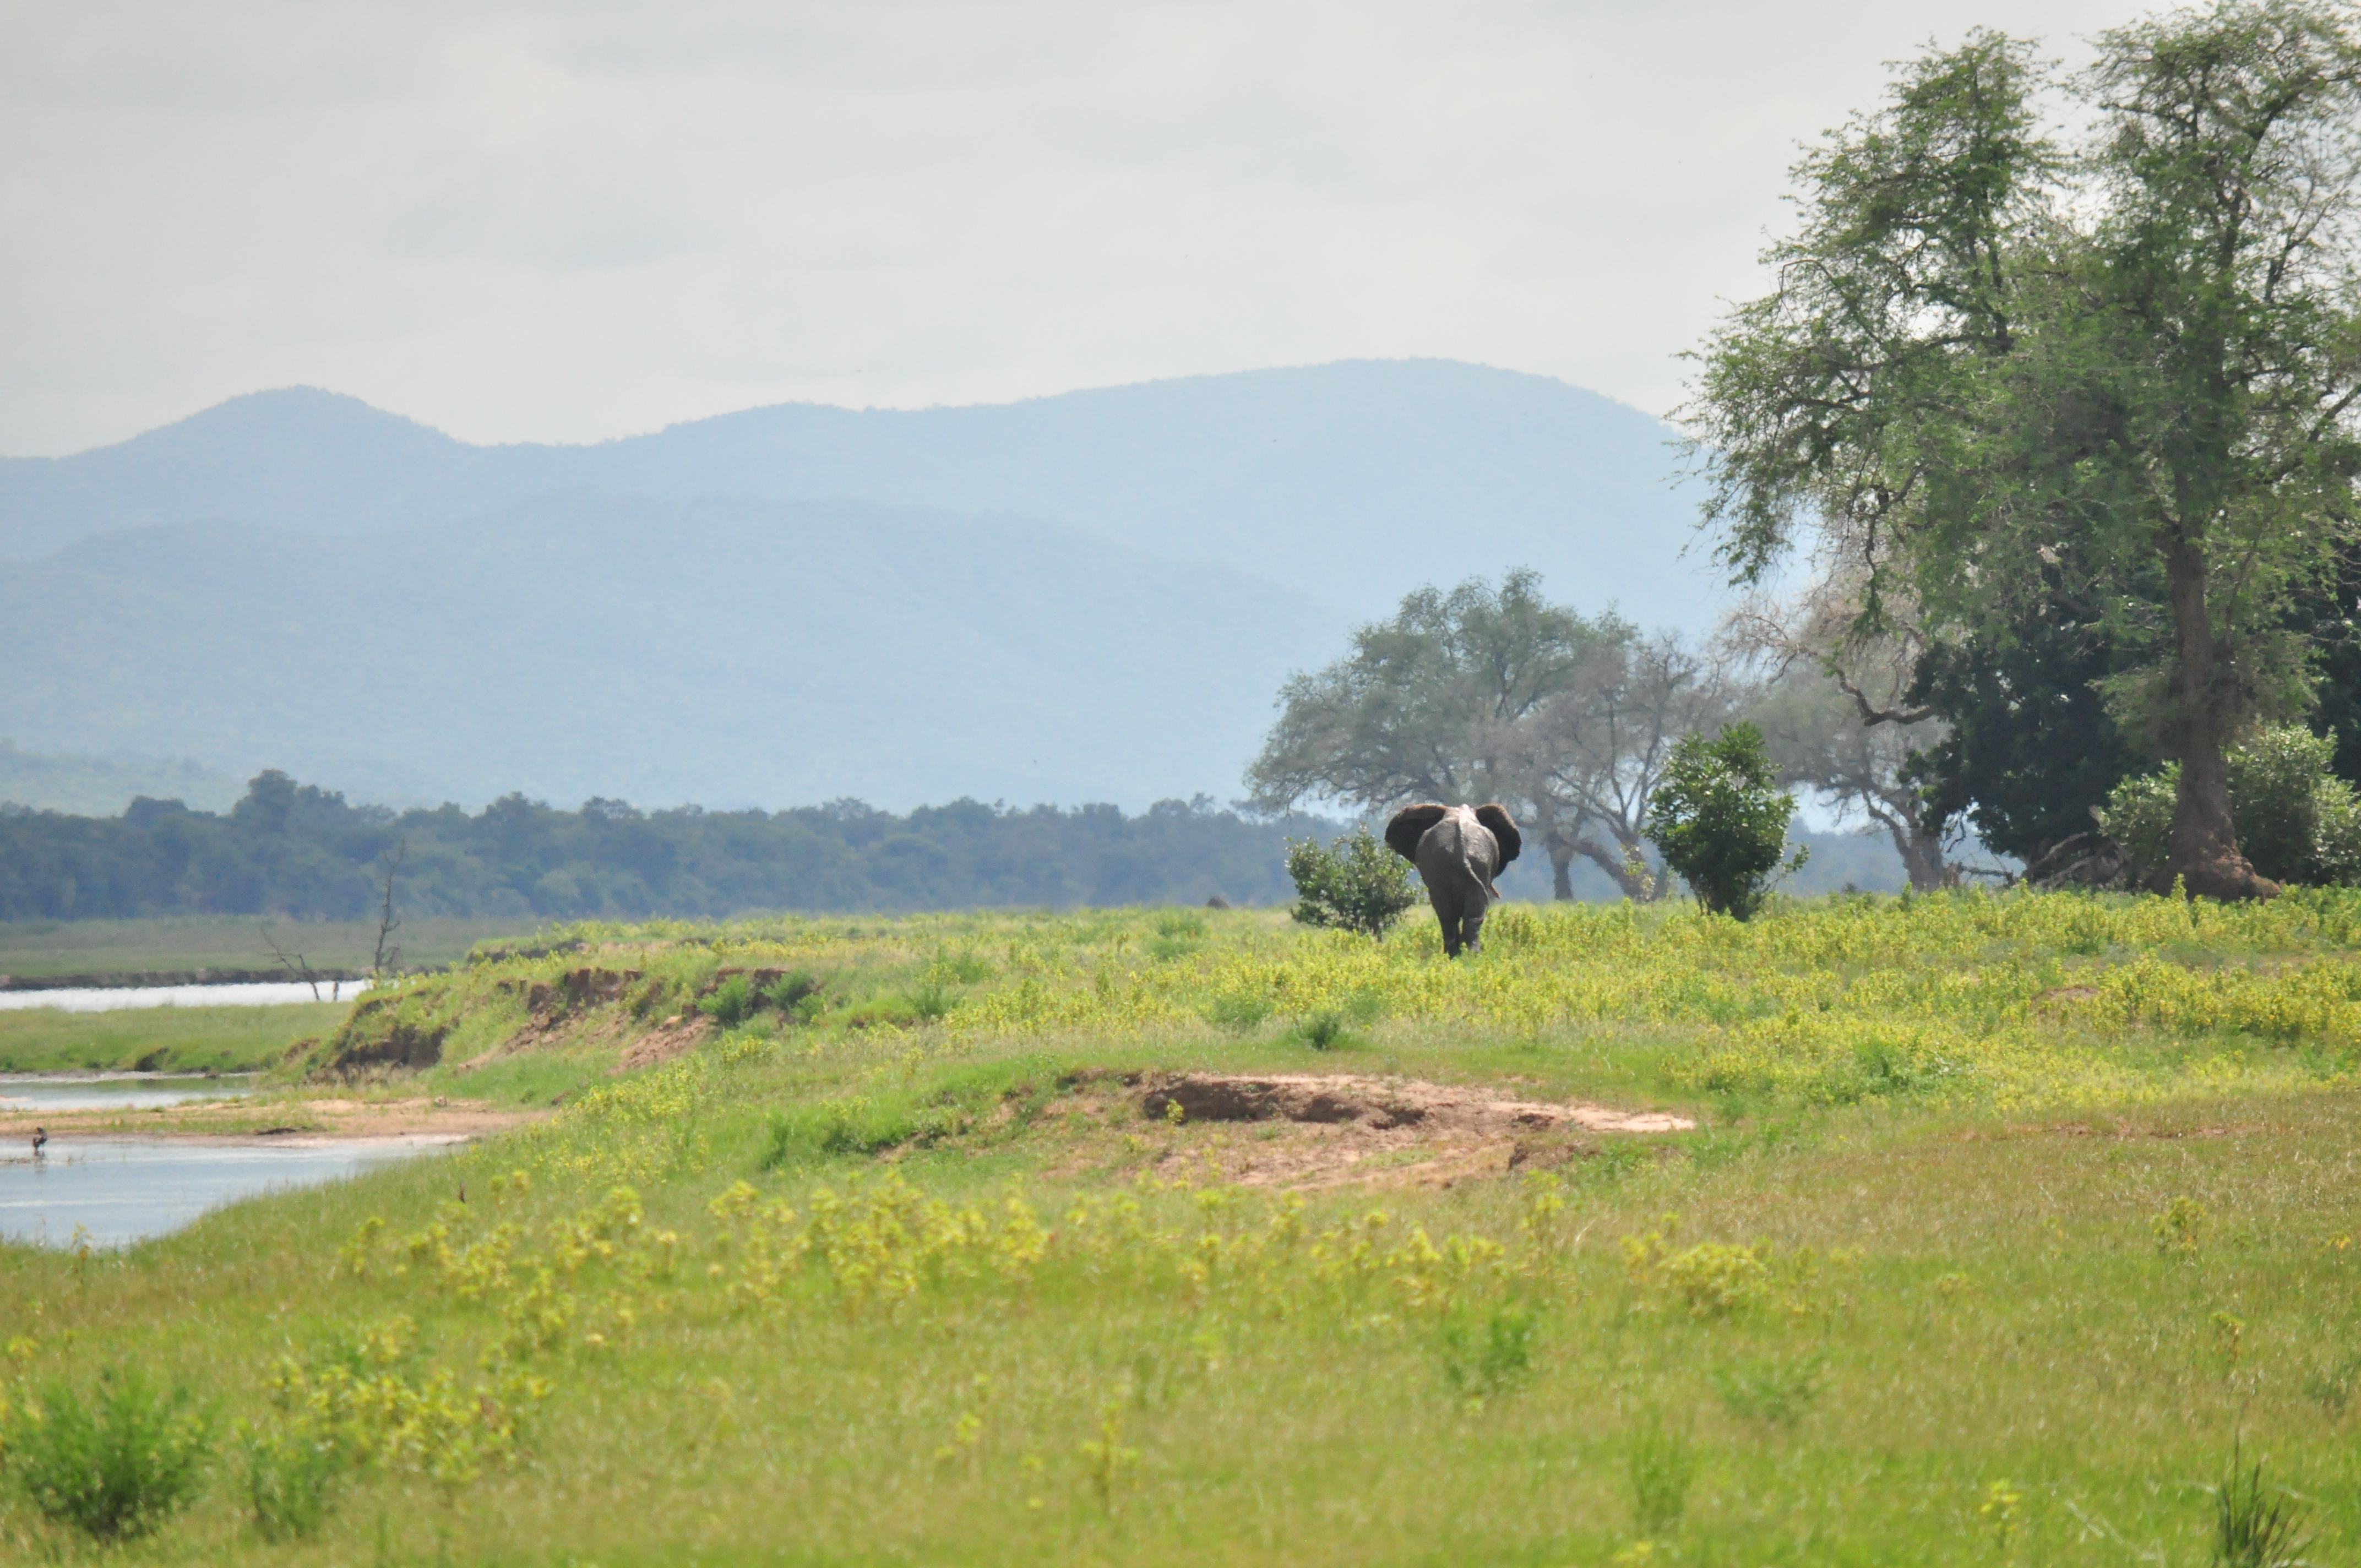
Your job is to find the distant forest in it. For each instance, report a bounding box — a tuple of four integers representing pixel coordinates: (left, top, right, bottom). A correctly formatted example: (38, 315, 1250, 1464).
(0, 771, 1337, 922)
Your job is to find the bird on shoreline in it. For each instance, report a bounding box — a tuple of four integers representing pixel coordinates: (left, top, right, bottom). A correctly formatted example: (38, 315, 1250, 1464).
(31, 1126, 47, 1159)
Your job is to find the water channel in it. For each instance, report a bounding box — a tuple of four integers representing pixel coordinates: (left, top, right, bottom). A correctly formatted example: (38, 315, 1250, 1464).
(0, 979, 374, 1012)
(0, 1135, 454, 1248)
(2, 983, 442, 1248)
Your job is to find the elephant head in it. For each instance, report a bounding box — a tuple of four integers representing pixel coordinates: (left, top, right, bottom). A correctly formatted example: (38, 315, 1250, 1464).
(1384, 802, 1521, 955)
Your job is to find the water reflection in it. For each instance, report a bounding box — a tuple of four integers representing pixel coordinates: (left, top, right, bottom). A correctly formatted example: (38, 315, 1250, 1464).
(0, 980, 373, 1012)
(0, 1136, 453, 1248)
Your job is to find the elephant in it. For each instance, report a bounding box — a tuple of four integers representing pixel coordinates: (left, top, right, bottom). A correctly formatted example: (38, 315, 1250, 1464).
(1384, 803, 1521, 956)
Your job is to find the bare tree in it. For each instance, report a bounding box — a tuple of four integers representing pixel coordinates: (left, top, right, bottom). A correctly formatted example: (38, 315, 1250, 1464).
(1721, 571, 1953, 890)
(372, 839, 407, 978)
(263, 930, 324, 1001)
(1498, 629, 1741, 900)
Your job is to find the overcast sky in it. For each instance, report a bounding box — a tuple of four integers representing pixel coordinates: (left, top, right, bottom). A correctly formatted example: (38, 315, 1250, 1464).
(3, 0, 2152, 457)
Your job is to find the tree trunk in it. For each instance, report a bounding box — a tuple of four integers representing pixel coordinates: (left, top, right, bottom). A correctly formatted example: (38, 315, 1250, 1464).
(2157, 540, 2277, 901)
(1896, 824, 1951, 892)
(1574, 836, 1655, 901)
(1549, 841, 1575, 901)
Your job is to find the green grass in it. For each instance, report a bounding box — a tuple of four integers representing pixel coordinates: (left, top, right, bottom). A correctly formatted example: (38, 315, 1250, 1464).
(5, 892, 2361, 1562)
(0, 916, 544, 981)
(0, 1001, 352, 1074)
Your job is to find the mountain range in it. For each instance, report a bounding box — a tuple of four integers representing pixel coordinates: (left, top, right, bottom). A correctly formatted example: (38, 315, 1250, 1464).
(0, 360, 1730, 812)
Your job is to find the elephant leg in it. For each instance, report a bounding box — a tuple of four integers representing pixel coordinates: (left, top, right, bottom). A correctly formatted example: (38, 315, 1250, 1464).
(1461, 889, 1493, 954)
(1430, 890, 1463, 957)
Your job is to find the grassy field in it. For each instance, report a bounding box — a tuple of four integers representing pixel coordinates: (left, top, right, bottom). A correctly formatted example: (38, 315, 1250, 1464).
(0, 916, 542, 982)
(4, 893, 2360, 1564)
(0, 1001, 351, 1075)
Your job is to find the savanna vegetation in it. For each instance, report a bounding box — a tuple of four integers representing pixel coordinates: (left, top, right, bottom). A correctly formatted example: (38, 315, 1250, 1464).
(4, 890, 2361, 1563)
(10, 7, 2361, 1562)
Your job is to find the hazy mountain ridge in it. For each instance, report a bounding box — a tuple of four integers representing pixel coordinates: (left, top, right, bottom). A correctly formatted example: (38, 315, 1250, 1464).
(0, 494, 1337, 811)
(0, 360, 1739, 815)
(0, 360, 1723, 631)
(0, 739, 242, 816)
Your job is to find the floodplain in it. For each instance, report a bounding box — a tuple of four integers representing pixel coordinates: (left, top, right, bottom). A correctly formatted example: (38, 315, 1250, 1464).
(3, 892, 2358, 1564)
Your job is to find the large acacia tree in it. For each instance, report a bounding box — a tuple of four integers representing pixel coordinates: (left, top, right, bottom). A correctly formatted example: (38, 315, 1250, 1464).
(1685, 5, 2361, 899)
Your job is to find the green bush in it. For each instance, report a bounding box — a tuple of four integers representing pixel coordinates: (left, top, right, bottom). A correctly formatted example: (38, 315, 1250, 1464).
(7, 1366, 214, 1540)
(1297, 1011, 1350, 1050)
(240, 1425, 348, 1540)
(699, 974, 758, 1027)
(906, 978, 959, 1023)
(1645, 723, 1804, 920)
(759, 971, 826, 1025)
(2099, 724, 2361, 887)
(1286, 829, 1419, 939)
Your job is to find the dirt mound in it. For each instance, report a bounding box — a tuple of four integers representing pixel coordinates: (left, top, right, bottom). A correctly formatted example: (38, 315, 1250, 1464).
(314, 1000, 448, 1075)
(612, 1015, 714, 1075)
(1081, 1073, 1691, 1191)
(1139, 1074, 1692, 1136)
(523, 967, 641, 1016)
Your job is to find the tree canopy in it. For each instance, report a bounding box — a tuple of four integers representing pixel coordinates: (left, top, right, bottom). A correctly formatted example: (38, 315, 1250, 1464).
(1686, 3, 2361, 899)
(0, 772, 1330, 922)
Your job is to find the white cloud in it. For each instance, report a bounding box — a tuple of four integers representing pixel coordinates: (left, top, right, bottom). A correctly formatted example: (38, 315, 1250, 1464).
(1, 0, 2148, 454)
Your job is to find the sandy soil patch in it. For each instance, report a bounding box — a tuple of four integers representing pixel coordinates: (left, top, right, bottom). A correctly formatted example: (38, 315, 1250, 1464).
(610, 1015, 715, 1075)
(1043, 1071, 1692, 1192)
(0, 1094, 545, 1144)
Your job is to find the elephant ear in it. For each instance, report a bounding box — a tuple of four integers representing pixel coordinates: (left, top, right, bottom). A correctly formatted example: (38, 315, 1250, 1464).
(1385, 804, 1449, 862)
(1475, 804, 1522, 867)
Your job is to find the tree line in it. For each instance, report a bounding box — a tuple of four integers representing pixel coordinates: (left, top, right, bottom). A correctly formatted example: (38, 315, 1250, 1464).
(0, 772, 1330, 922)
(1257, 3, 2361, 901)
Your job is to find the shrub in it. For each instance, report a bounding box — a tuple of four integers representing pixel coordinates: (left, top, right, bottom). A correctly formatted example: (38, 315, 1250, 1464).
(907, 978, 959, 1023)
(1645, 724, 1803, 919)
(241, 1425, 348, 1540)
(2099, 723, 2361, 886)
(699, 974, 758, 1027)
(1298, 1011, 1349, 1050)
(2099, 767, 2179, 877)
(1660, 1242, 1769, 1317)
(1286, 829, 1419, 939)
(761, 971, 824, 1012)
(7, 1366, 214, 1540)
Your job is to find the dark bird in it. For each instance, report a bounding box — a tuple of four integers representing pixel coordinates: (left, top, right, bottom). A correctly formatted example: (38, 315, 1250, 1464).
(31, 1126, 47, 1159)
